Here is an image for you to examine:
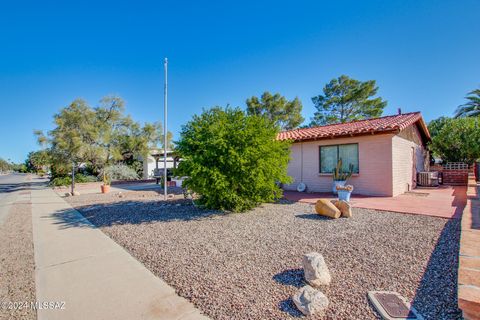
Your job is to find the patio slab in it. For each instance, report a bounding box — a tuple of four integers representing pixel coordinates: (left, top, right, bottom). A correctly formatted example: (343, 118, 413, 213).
(284, 185, 467, 219)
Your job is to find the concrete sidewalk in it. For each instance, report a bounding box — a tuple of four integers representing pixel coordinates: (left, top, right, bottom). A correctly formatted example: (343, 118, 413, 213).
(32, 187, 209, 320)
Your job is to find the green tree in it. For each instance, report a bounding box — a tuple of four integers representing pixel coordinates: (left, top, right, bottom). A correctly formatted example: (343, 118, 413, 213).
(454, 88, 480, 118)
(175, 107, 292, 212)
(246, 92, 304, 130)
(12, 163, 28, 173)
(310, 75, 387, 126)
(35, 96, 172, 181)
(429, 117, 480, 164)
(0, 158, 12, 172)
(25, 150, 51, 173)
(113, 120, 172, 176)
(427, 116, 451, 139)
(35, 98, 97, 167)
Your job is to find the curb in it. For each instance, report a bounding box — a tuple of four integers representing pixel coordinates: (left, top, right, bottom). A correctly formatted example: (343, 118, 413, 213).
(458, 174, 480, 320)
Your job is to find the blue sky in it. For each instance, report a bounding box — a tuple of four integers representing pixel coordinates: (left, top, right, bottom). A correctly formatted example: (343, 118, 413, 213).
(1, 0, 479, 162)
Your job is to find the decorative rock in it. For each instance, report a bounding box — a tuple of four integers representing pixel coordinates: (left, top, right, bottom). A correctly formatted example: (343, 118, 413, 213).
(292, 285, 329, 316)
(315, 199, 341, 219)
(333, 200, 352, 218)
(64, 192, 72, 197)
(303, 252, 331, 287)
(72, 191, 81, 196)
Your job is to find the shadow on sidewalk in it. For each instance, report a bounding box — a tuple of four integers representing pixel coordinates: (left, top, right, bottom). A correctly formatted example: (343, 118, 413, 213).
(0, 181, 47, 193)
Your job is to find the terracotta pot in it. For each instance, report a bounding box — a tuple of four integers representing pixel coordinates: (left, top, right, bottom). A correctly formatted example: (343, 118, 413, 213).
(101, 184, 110, 194)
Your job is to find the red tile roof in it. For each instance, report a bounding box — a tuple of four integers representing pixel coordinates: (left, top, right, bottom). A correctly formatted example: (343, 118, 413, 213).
(277, 112, 431, 142)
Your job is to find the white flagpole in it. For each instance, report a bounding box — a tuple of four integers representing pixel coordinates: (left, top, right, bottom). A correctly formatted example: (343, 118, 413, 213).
(163, 57, 168, 200)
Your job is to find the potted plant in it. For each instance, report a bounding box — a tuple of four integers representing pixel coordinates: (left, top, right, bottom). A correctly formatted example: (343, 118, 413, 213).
(332, 159, 354, 194)
(101, 170, 111, 194)
(336, 184, 354, 201)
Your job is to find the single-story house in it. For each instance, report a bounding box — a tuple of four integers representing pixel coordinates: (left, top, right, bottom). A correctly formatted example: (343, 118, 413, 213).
(141, 150, 180, 180)
(277, 112, 431, 196)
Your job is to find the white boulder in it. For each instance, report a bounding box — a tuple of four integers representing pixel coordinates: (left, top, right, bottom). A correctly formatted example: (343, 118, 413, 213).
(303, 252, 331, 287)
(292, 285, 329, 316)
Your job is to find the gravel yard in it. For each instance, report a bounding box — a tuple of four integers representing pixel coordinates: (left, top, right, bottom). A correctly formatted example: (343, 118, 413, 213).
(0, 200, 36, 320)
(65, 191, 462, 320)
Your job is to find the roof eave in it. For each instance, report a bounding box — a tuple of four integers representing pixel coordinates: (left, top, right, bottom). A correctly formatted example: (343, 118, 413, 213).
(282, 129, 397, 143)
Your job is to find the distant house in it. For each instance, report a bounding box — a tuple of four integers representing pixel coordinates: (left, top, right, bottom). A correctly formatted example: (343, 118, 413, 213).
(277, 112, 431, 196)
(141, 150, 181, 180)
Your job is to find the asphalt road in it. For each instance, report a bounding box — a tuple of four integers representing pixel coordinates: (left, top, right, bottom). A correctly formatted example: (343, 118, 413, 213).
(0, 173, 31, 225)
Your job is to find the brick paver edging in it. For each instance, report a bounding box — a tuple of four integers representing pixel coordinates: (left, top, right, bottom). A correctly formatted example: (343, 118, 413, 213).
(458, 174, 480, 320)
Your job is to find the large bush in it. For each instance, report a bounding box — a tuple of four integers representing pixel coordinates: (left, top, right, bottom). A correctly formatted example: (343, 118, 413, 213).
(429, 117, 480, 164)
(175, 107, 292, 212)
(99, 164, 139, 181)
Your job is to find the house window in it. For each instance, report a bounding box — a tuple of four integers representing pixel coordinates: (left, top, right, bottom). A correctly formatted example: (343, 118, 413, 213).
(319, 143, 359, 174)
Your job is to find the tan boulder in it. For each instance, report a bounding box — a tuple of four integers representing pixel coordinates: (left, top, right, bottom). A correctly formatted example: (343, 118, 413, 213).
(315, 199, 341, 219)
(333, 200, 352, 218)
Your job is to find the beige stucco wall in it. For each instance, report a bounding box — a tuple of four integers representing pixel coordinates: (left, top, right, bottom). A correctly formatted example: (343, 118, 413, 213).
(284, 123, 427, 197)
(284, 134, 395, 196)
(391, 126, 426, 196)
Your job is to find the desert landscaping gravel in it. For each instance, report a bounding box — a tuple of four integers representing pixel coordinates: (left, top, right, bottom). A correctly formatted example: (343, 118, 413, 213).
(0, 199, 36, 320)
(66, 190, 462, 320)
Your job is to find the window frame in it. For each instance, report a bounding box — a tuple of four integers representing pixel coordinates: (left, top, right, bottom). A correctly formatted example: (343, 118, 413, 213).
(319, 143, 359, 174)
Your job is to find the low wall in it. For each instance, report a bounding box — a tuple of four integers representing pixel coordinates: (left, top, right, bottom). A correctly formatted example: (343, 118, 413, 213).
(111, 179, 156, 185)
(430, 164, 470, 186)
(443, 169, 469, 185)
(458, 174, 480, 320)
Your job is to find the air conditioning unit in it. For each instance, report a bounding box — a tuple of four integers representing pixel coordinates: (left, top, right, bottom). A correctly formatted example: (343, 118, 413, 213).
(417, 171, 439, 187)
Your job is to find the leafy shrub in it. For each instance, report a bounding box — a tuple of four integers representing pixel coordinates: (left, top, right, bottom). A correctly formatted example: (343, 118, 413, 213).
(50, 162, 71, 179)
(49, 174, 98, 186)
(99, 164, 139, 181)
(175, 107, 292, 212)
(429, 117, 480, 164)
(13, 164, 28, 173)
(127, 159, 144, 178)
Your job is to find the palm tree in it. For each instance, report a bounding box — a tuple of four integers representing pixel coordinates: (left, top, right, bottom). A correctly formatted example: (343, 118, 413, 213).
(454, 88, 480, 118)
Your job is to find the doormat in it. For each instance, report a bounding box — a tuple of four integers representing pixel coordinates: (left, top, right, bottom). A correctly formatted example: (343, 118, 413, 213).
(368, 291, 423, 320)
